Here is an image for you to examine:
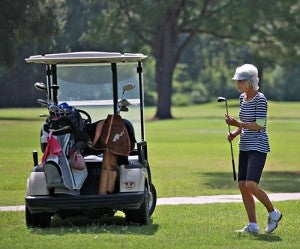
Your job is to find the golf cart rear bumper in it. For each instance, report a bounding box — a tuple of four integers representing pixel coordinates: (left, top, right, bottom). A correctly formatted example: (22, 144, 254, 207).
(26, 192, 144, 213)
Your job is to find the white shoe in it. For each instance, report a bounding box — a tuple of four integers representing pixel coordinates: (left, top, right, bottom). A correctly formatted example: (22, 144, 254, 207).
(236, 224, 259, 234)
(265, 209, 282, 233)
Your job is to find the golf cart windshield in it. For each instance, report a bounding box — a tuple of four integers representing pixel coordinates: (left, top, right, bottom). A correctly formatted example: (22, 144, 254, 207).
(26, 52, 147, 143)
(57, 62, 142, 141)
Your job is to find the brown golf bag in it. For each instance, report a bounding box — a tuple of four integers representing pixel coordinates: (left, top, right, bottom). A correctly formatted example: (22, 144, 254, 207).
(93, 114, 131, 194)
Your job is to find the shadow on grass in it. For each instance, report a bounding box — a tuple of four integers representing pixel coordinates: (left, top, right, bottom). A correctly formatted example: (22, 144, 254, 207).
(30, 215, 158, 236)
(237, 232, 282, 242)
(202, 171, 300, 193)
(0, 117, 41, 121)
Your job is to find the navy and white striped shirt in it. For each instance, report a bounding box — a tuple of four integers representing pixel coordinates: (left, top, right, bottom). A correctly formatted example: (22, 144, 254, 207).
(239, 92, 270, 153)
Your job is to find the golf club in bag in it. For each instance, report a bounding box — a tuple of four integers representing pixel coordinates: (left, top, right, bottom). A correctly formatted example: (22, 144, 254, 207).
(217, 97, 237, 181)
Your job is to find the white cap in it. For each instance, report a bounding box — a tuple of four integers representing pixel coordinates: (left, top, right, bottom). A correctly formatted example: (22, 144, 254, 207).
(232, 64, 258, 80)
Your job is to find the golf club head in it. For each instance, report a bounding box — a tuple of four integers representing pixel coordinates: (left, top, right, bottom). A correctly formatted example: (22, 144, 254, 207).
(217, 96, 227, 103)
(49, 104, 61, 113)
(120, 106, 129, 112)
(37, 99, 48, 107)
(120, 99, 130, 107)
(217, 96, 229, 116)
(123, 83, 135, 92)
(34, 82, 47, 91)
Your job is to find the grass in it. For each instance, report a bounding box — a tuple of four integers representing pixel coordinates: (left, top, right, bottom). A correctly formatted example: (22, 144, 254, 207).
(145, 101, 300, 196)
(0, 102, 300, 248)
(1, 202, 300, 248)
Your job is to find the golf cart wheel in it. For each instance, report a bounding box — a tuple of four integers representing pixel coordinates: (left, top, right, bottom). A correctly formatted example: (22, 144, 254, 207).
(149, 183, 157, 217)
(25, 207, 51, 228)
(125, 186, 150, 225)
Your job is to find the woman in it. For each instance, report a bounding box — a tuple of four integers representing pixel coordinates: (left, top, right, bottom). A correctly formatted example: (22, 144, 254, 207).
(225, 64, 282, 233)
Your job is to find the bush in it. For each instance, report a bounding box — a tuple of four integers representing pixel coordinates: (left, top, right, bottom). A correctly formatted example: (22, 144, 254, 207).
(264, 64, 300, 101)
(172, 93, 191, 106)
(190, 83, 210, 104)
(144, 91, 157, 106)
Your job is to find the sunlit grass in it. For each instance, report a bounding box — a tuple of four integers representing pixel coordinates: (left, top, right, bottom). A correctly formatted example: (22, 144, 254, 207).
(0, 201, 299, 248)
(0, 102, 300, 204)
(1, 103, 300, 248)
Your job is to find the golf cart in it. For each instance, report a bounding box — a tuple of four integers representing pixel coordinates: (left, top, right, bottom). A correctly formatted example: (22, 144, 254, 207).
(25, 51, 157, 227)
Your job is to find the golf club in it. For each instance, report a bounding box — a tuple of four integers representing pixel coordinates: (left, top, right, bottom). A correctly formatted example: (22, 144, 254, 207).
(37, 98, 48, 107)
(217, 96, 237, 181)
(34, 82, 47, 91)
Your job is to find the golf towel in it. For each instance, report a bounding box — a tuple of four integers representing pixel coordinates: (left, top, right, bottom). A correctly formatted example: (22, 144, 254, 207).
(41, 132, 63, 163)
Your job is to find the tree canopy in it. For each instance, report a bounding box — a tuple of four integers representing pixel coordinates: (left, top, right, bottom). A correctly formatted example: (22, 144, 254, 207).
(80, 0, 300, 119)
(0, 0, 64, 67)
(0, 0, 299, 111)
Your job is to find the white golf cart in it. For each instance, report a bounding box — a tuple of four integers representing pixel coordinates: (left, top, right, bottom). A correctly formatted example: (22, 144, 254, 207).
(25, 52, 157, 227)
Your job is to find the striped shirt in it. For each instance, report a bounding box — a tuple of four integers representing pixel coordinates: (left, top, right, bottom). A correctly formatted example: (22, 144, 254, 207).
(239, 92, 270, 153)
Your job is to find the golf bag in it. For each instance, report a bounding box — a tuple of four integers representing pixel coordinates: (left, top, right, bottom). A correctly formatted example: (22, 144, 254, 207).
(93, 114, 131, 156)
(42, 105, 90, 192)
(93, 114, 132, 194)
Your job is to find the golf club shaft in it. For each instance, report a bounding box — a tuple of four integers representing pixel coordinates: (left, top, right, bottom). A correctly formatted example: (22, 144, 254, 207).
(225, 100, 237, 181)
(229, 141, 237, 180)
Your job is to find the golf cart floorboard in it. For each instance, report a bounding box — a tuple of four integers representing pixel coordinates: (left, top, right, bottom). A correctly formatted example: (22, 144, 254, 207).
(26, 192, 144, 213)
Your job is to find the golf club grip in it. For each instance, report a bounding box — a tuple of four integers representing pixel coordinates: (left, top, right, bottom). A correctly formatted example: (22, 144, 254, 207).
(229, 141, 237, 181)
(232, 158, 237, 181)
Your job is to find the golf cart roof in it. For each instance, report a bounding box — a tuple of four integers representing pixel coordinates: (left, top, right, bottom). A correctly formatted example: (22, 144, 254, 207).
(25, 51, 147, 64)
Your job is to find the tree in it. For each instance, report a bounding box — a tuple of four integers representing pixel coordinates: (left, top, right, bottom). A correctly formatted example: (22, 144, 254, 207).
(82, 1, 203, 118)
(55, 0, 95, 52)
(2, 0, 299, 108)
(0, 0, 65, 106)
(82, 0, 300, 119)
(0, 0, 65, 67)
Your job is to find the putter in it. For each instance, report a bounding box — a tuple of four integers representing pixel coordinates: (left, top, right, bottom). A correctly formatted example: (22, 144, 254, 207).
(217, 96, 237, 181)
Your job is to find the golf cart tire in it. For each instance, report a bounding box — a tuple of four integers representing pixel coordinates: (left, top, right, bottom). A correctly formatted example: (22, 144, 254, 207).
(149, 183, 157, 217)
(125, 186, 149, 225)
(25, 207, 51, 228)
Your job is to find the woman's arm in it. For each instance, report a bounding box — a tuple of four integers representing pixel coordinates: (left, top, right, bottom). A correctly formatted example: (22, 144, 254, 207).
(225, 114, 264, 131)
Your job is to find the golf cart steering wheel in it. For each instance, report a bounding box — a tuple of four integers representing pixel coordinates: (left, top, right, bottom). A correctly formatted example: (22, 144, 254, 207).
(77, 109, 92, 125)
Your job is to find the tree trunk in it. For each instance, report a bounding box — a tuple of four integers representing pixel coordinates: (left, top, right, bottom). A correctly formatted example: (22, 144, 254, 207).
(258, 65, 263, 92)
(154, 55, 175, 120)
(152, 8, 178, 120)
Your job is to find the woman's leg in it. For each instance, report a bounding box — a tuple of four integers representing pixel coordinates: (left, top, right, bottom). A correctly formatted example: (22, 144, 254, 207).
(245, 180, 274, 213)
(239, 181, 257, 223)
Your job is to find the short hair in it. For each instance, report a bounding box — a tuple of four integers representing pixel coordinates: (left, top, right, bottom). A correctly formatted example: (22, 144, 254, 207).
(246, 75, 260, 90)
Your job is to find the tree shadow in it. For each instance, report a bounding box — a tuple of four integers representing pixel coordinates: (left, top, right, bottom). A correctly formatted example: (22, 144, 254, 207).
(0, 117, 40, 121)
(201, 171, 300, 193)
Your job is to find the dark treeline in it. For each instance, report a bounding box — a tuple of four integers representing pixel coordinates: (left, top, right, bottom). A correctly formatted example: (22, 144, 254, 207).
(1, 1, 299, 119)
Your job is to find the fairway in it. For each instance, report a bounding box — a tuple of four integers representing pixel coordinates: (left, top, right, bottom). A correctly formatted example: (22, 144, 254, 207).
(1, 102, 300, 202)
(0, 103, 300, 248)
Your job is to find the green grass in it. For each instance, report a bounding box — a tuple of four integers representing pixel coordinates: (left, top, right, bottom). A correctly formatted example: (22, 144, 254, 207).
(1, 202, 300, 248)
(1, 102, 300, 202)
(0, 103, 300, 248)
(145, 101, 300, 196)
